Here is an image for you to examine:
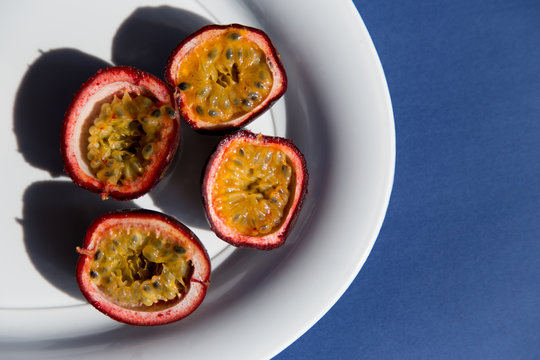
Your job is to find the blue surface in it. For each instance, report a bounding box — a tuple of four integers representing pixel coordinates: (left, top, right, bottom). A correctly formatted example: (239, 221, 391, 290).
(276, 0, 540, 359)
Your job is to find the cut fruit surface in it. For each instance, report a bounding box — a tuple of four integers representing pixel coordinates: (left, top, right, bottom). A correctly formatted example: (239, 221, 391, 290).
(76, 210, 210, 326)
(61, 66, 180, 200)
(166, 24, 287, 132)
(202, 130, 308, 249)
(213, 143, 292, 237)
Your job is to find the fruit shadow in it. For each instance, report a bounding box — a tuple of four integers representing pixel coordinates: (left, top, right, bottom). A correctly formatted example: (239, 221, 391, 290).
(112, 6, 212, 78)
(13, 48, 111, 177)
(19, 181, 138, 299)
(9, 247, 290, 352)
(112, 6, 218, 229)
(149, 122, 222, 229)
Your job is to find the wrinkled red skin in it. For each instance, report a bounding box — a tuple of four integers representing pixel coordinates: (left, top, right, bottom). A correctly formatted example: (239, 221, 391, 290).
(61, 66, 180, 200)
(165, 24, 288, 134)
(76, 209, 211, 326)
(202, 130, 308, 250)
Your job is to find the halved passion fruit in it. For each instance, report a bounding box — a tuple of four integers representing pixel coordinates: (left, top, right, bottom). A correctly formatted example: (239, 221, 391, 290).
(61, 66, 180, 200)
(202, 130, 308, 249)
(166, 24, 287, 132)
(76, 210, 210, 326)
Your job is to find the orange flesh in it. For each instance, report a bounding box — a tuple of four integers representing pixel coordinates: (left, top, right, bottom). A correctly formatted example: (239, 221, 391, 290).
(212, 141, 293, 236)
(177, 29, 273, 124)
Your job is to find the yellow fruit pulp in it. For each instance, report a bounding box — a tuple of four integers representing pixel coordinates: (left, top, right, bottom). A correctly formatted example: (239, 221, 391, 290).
(87, 91, 175, 186)
(88, 227, 192, 306)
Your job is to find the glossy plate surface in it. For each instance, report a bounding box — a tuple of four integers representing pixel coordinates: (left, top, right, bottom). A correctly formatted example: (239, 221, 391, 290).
(0, 0, 394, 358)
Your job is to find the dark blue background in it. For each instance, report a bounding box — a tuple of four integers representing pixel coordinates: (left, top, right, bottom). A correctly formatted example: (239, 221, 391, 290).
(276, 0, 540, 359)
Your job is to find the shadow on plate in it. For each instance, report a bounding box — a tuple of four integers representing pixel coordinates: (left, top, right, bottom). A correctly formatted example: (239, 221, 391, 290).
(13, 48, 110, 177)
(149, 121, 222, 230)
(12, 6, 211, 178)
(1, 245, 292, 351)
(112, 6, 218, 229)
(18, 181, 138, 299)
(112, 6, 212, 78)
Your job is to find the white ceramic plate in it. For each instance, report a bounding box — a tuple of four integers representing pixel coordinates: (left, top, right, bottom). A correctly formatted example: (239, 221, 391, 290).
(0, 0, 394, 358)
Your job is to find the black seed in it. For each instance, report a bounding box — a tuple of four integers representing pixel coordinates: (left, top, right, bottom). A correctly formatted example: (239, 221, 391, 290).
(248, 92, 259, 101)
(231, 63, 240, 83)
(196, 105, 203, 115)
(178, 82, 191, 90)
(228, 32, 240, 40)
(151, 109, 161, 117)
(142, 284, 151, 292)
(94, 250, 103, 261)
(174, 245, 186, 254)
(129, 120, 141, 131)
(226, 48, 233, 59)
(239, 148, 245, 156)
(142, 144, 153, 159)
(165, 106, 176, 118)
(255, 81, 264, 89)
(208, 49, 217, 59)
(208, 109, 217, 117)
(242, 99, 253, 108)
(90, 270, 99, 279)
(152, 281, 161, 290)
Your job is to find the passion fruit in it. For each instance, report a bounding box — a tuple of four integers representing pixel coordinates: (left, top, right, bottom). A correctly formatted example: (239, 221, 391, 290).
(76, 210, 210, 326)
(61, 66, 180, 200)
(165, 24, 287, 133)
(202, 130, 308, 249)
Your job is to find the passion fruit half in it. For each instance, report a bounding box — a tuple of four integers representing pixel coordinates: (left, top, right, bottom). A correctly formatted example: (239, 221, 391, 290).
(61, 66, 180, 200)
(166, 24, 287, 132)
(202, 130, 308, 249)
(76, 210, 210, 326)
